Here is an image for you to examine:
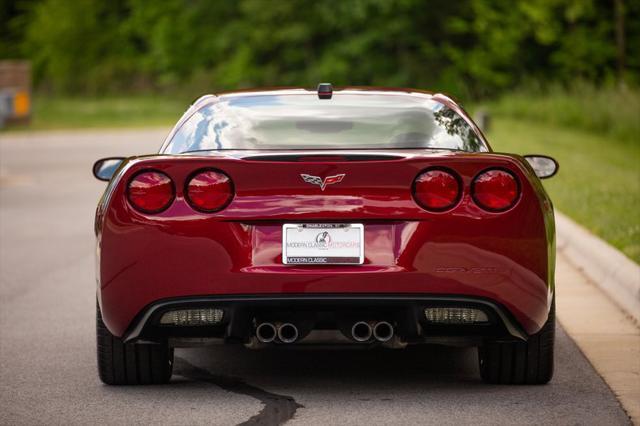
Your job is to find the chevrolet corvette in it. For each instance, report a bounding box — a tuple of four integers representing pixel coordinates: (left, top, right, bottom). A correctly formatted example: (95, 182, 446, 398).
(93, 84, 559, 385)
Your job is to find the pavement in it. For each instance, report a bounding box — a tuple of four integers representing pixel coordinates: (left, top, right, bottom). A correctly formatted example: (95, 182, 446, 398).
(556, 250, 640, 423)
(0, 129, 635, 425)
(556, 212, 640, 324)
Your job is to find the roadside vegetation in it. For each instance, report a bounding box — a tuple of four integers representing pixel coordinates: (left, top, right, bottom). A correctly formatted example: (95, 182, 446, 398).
(21, 96, 186, 130)
(488, 83, 640, 143)
(3, 0, 638, 97)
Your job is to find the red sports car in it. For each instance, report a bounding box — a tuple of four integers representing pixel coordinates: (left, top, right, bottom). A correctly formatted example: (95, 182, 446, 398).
(93, 85, 559, 385)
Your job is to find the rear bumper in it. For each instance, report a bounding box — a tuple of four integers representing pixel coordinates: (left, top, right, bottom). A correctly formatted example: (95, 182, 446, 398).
(99, 258, 552, 338)
(119, 294, 528, 344)
(98, 222, 553, 338)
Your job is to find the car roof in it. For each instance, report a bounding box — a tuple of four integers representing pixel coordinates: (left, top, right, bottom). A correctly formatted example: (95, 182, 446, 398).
(212, 86, 439, 100)
(186, 86, 464, 119)
(184, 86, 463, 124)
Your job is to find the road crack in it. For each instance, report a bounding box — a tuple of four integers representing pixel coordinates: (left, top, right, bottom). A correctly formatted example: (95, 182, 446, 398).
(175, 357, 303, 425)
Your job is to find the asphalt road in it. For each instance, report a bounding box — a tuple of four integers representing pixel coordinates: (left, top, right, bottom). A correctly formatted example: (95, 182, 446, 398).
(0, 129, 631, 425)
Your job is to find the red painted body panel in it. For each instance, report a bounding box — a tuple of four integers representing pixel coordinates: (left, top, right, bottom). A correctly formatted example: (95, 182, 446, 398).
(96, 150, 555, 338)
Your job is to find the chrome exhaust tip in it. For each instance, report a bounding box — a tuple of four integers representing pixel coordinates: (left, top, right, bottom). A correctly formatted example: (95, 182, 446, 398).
(351, 321, 373, 342)
(277, 323, 299, 343)
(256, 322, 277, 343)
(373, 321, 394, 342)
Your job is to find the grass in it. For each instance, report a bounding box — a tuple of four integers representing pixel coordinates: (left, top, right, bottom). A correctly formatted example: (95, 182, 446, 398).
(487, 83, 640, 143)
(3, 95, 188, 131)
(487, 118, 640, 263)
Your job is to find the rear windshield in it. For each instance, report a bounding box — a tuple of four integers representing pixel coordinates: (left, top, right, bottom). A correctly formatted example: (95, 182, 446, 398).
(163, 94, 487, 153)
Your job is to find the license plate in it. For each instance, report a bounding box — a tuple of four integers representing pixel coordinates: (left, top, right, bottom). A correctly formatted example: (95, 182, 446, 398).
(282, 224, 364, 265)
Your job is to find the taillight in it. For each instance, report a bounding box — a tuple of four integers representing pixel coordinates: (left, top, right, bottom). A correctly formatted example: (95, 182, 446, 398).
(472, 169, 520, 211)
(413, 169, 461, 211)
(185, 169, 233, 212)
(127, 171, 175, 213)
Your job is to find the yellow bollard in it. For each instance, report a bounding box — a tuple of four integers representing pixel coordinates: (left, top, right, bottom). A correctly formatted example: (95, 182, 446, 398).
(13, 90, 30, 118)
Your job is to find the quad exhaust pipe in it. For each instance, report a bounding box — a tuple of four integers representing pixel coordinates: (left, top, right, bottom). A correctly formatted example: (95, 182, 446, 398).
(373, 321, 394, 343)
(277, 322, 299, 343)
(255, 322, 299, 344)
(351, 321, 373, 342)
(257, 320, 392, 344)
(256, 322, 277, 343)
(350, 321, 394, 342)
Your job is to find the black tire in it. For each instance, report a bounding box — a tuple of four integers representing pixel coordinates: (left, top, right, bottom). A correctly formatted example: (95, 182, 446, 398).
(478, 300, 555, 384)
(97, 303, 173, 385)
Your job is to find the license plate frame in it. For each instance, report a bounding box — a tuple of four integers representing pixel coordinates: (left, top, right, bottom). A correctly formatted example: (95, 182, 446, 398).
(282, 223, 364, 265)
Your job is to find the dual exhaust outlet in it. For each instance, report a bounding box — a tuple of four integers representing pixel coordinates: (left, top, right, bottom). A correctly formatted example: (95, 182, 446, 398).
(351, 321, 394, 343)
(256, 322, 299, 344)
(255, 320, 394, 344)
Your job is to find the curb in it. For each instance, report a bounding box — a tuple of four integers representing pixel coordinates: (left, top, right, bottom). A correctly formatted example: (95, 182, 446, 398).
(556, 211, 640, 324)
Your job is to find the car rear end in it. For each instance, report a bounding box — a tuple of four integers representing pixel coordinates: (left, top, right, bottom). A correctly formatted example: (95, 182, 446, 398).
(95, 88, 556, 385)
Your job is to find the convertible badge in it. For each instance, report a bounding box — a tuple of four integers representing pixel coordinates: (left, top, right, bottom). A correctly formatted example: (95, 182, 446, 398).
(300, 173, 345, 191)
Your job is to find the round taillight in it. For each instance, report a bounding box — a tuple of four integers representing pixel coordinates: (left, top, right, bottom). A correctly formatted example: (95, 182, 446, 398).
(127, 171, 175, 213)
(186, 170, 233, 212)
(413, 169, 461, 211)
(472, 169, 520, 211)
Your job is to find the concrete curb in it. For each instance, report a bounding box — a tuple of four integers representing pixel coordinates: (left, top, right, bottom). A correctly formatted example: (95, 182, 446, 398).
(556, 211, 640, 324)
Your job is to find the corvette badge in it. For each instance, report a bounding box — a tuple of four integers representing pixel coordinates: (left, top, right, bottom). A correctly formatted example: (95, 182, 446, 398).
(300, 173, 345, 191)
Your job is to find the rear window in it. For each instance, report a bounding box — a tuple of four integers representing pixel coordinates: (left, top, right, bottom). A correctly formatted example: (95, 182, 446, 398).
(163, 94, 487, 153)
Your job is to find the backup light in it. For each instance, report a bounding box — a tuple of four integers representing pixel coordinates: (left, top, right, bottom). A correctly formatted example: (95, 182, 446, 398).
(424, 307, 489, 324)
(160, 308, 224, 326)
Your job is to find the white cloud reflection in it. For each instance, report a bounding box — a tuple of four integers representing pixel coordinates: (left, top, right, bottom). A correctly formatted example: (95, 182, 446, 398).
(167, 94, 484, 153)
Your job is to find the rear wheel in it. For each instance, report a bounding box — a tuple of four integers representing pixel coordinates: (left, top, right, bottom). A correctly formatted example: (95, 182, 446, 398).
(96, 303, 173, 385)
(478, 300, 555, 384)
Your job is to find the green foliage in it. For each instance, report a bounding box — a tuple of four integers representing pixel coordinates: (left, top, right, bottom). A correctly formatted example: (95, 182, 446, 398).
(448, 0, 629, 96)
(0, 0, 29, 58)
(19, 0, 141, 93)
(488, 118, 640, 263)
(1, 0, 638, 97)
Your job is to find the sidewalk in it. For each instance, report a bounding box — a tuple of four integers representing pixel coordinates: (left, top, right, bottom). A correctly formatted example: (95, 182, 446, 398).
(556, 212, 640, 324)
(557, 249, 640, 424)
